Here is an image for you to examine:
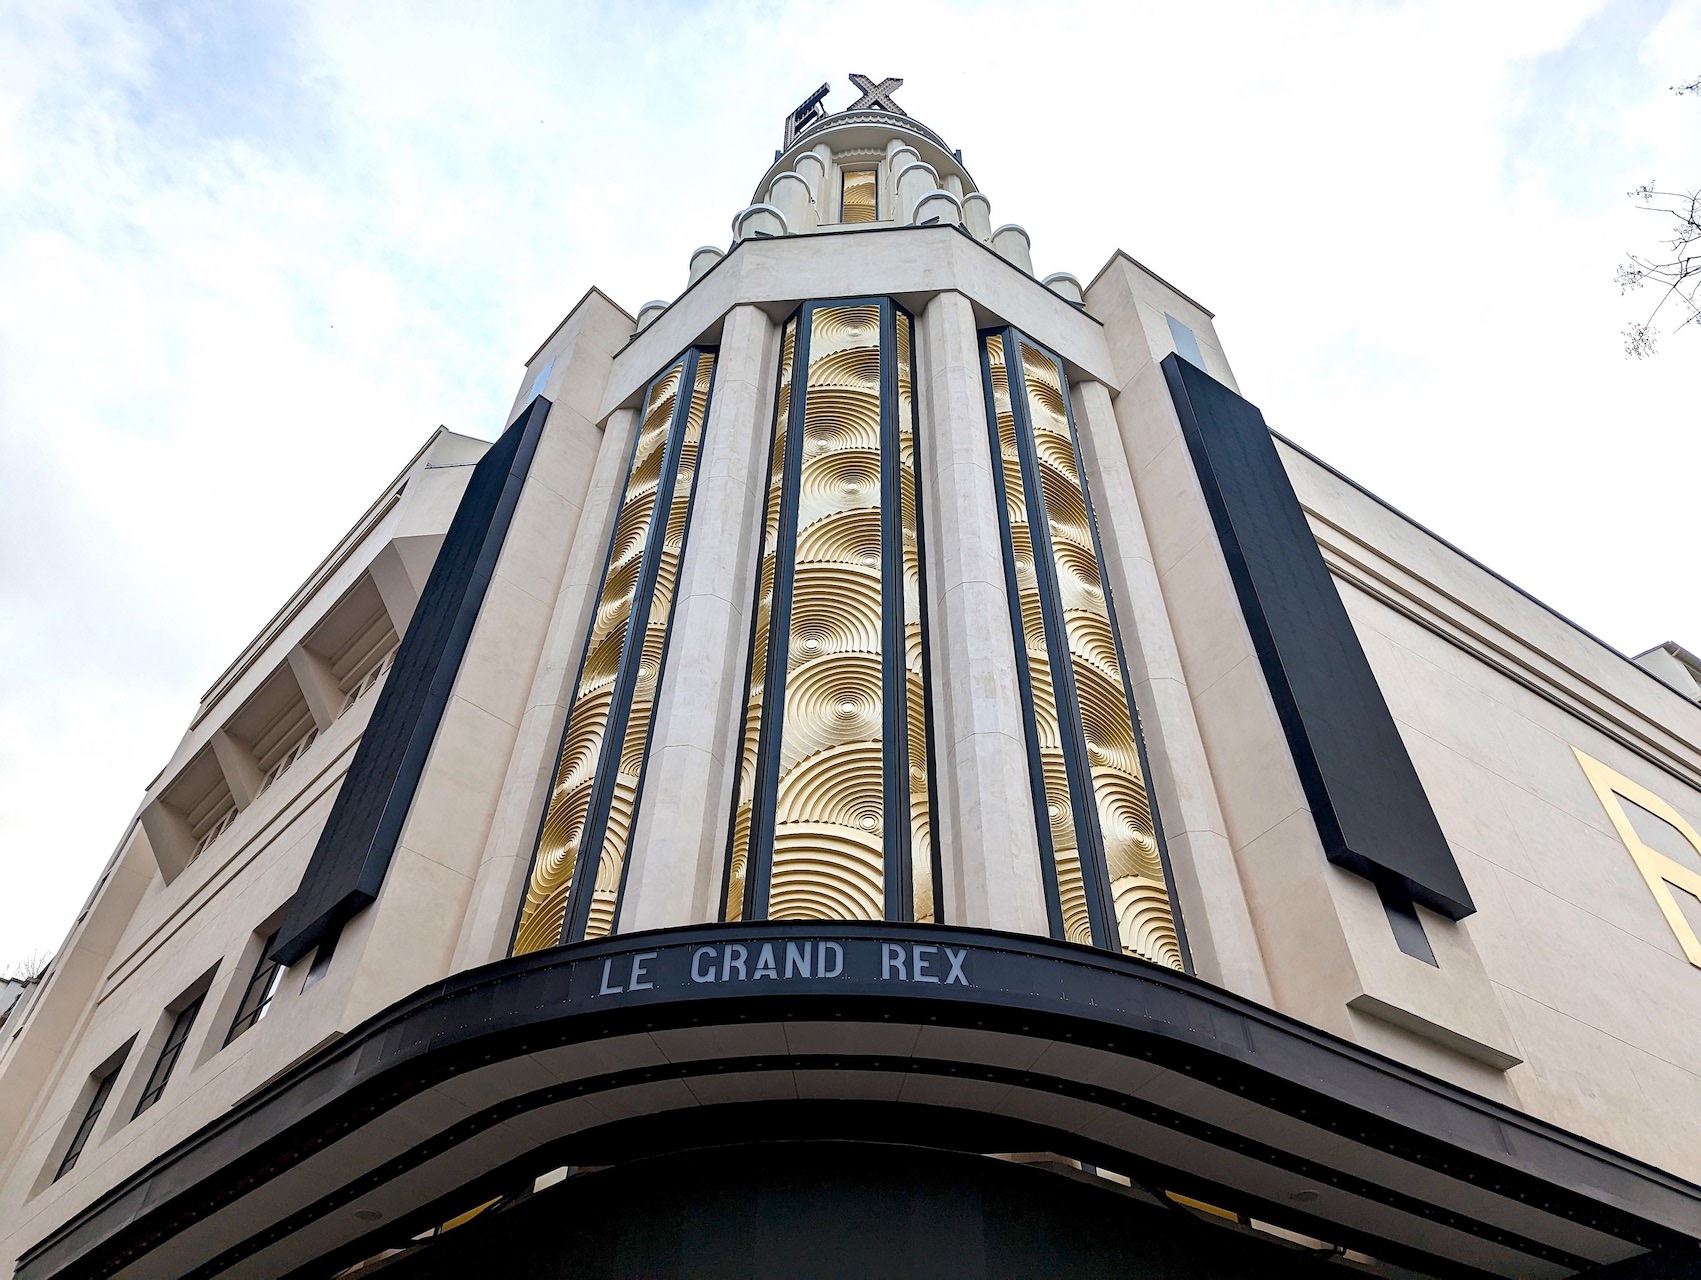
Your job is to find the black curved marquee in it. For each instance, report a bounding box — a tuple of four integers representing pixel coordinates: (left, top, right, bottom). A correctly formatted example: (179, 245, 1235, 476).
(18, 926, 1701, 1280)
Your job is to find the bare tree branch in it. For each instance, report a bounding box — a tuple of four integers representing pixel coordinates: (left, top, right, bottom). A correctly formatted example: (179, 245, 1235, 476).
(0, 950, 51, 982)
(1618, 76, 1700, 356)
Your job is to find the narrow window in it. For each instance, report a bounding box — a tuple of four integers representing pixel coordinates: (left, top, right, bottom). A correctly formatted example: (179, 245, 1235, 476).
(840, 169, 878, 223)
(512, 349, 718, 953)
(132, 994, 203, 1118)
(724, 299, 940, 923)
(224, 932, 285, 1045)
(1164, 313, 1206, 368)
(54, 1055, 126, 1180)
(980, 328, 1186, 968)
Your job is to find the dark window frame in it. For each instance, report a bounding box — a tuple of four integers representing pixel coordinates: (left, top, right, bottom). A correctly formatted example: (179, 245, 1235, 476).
(224, 932, 284, 1046)
(132, 993, 203, 1118)
(54, 1053, 126, 1181)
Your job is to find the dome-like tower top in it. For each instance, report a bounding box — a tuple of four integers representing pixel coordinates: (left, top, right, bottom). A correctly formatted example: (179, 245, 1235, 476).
(638, 75, 1076, 329)
(751, 75, 977, 208)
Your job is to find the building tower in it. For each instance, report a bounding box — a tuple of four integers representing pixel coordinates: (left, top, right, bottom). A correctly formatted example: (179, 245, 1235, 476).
(2, 78, 1700, 1280)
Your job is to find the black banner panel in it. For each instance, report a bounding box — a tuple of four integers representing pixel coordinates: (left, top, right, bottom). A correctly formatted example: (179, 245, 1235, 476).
(1161, 355, 1473, 920)
(271, 397, 552, 966)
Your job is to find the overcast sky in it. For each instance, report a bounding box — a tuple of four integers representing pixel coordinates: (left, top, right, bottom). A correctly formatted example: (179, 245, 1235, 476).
(1, 0, 1698, 965)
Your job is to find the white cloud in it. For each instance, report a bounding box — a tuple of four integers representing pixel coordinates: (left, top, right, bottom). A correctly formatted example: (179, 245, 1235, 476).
(1, 0, 1697, 960)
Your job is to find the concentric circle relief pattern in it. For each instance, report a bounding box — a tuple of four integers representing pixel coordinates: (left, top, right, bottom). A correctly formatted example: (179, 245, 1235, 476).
(725, 300, 937, 925)
(772, 304, 885, 922)
(986, 335, 1091, 948)
(513, 351, 716, 955)
(986, 333, 1183, 970)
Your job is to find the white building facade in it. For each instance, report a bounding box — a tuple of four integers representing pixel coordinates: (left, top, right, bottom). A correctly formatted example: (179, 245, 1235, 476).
(3, 79, 1700, 1280)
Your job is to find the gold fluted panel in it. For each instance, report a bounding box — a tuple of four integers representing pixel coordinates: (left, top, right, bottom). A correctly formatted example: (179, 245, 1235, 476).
(1014, 339, 1181, 970)
(987, 335, 1093, 947)
(896, 311, 935, 922)
(769, 304, 885, 921)
(841, 169, 877, 223)
(725, 321, 796, 921)
(513, 352, 714, 954)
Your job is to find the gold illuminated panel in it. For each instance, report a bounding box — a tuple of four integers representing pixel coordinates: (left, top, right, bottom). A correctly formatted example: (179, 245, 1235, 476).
(840, 169, 877, 223)
(985, 335, 1089, 944)
(513, 350, 716, 954)
(725, 299, 938, 923)
(983, 331, 1183, 969)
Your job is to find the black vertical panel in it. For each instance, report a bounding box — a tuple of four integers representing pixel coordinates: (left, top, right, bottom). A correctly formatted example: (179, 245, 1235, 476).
(1161, 355, 1474, 920)
(270, 397, 552, 966)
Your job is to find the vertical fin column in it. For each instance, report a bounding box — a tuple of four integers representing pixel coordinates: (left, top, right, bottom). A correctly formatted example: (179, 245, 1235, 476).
(513, 352, 717, 953)
(982, 330, 1185, 968)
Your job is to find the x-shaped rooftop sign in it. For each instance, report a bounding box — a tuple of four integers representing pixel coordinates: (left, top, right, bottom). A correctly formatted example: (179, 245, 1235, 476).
(848, 73, 906, 114)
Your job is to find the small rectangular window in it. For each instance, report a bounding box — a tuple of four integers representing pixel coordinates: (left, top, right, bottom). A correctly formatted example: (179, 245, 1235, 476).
(1164, 313, 1206, 369)
(132, 994, 203, 1117)
(224, 933, 285, 1046)
(840, 169, 878, 224)
(55, 1057, 125, 1180)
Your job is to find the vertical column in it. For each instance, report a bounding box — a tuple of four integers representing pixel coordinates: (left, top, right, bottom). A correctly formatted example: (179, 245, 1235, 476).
(287, 646, 343, 732)
(1069, 379, 1270, 998)
(918, 292, 1049, 934)
(367, 543, 421, 635)
(621, 306, 780, 931)
(209, 730, 264, 811)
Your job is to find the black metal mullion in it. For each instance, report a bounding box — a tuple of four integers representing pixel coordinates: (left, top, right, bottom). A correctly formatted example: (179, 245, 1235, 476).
(745, 310, 815, 920)
(1006, 337, 1118, 952)
(979, 328, 1067, 939)
(878, 299, 913, 921)
(1058, 381, 1193, 972)
(561, 351, 700, 944)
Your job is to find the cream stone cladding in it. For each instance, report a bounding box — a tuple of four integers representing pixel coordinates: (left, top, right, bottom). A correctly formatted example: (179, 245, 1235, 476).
(1086, 249, 1701, 1180)
(1290, 442, 1701, 1181)
(15, 135, 1701, 1279)
(1091, 255, 1524, 1094)
(0, 427, 490, 1263)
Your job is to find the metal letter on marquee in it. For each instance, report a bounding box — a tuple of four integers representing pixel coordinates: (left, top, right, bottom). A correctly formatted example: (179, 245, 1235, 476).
(784, 82, 831, 146)
(1574, 747, 1701, 968)
(847, 73, 905, 115)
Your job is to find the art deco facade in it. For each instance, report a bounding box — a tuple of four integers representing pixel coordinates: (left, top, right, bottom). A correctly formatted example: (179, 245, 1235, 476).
(3, 80, 1700, 1279)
